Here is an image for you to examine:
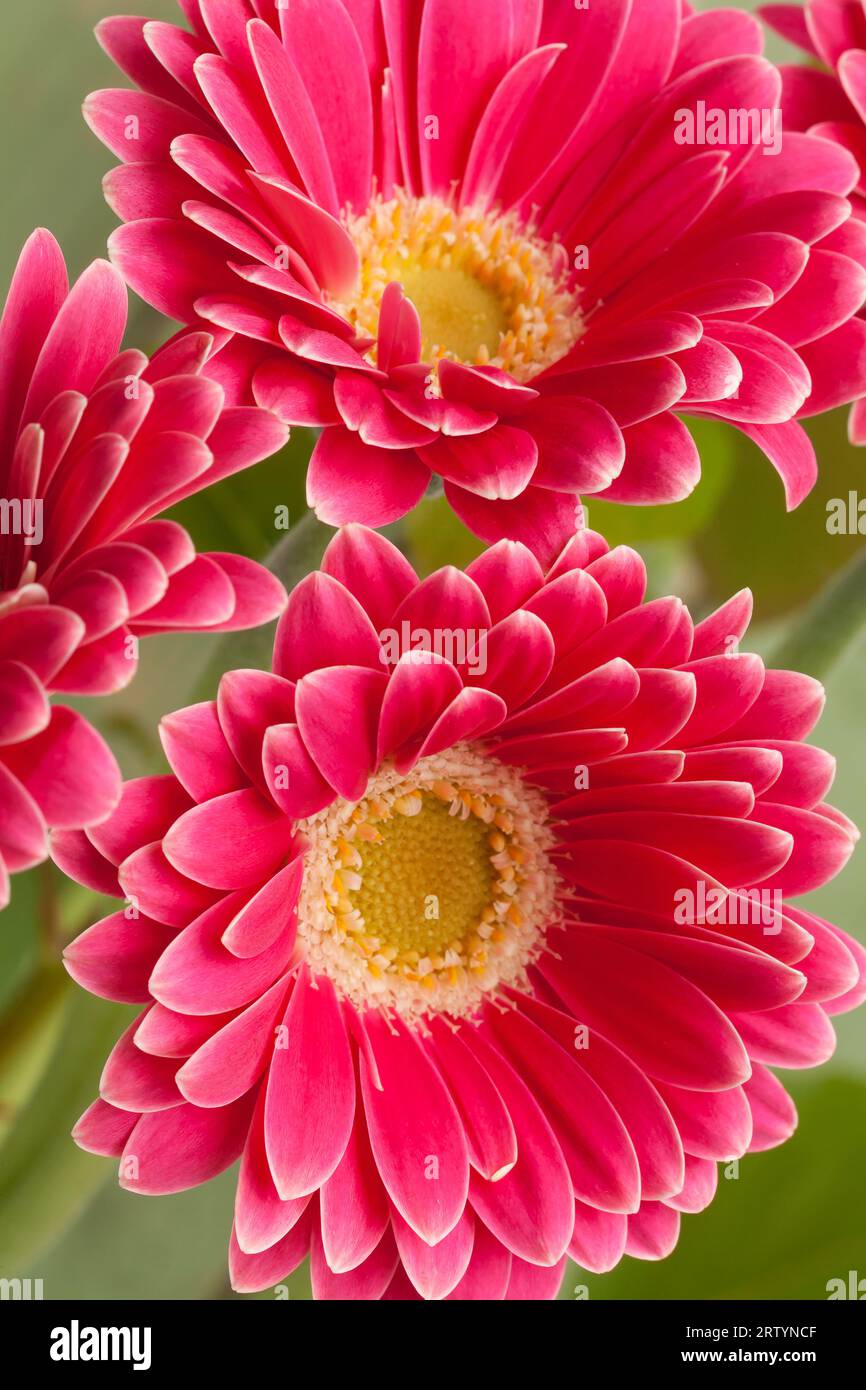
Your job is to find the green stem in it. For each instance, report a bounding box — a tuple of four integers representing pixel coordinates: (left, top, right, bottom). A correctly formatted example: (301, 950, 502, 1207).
(769, 544, 866, 682)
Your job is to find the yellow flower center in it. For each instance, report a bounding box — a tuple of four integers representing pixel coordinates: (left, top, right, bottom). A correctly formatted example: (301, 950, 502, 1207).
(295, 747, 559, 1024)
(399, 266, 508, 367)
(349, 794, 495, 958)
(333, 193, 582, 383)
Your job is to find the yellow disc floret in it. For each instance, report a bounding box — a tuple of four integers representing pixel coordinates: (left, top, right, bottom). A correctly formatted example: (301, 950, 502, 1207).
(295, 746, 559, 1025)
(332, 193, 582, 384)
(350, 795, 495, 959)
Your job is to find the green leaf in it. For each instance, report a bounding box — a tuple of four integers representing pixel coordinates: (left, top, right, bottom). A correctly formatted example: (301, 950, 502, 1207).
(768, 543, 866, 682)
(26, 1168, 314, 1301)
(0, 967, 70, 1147)
(0, 986, 131, 1269)
(562, 1075, 866, 1300)
(693, 409, 866, 619)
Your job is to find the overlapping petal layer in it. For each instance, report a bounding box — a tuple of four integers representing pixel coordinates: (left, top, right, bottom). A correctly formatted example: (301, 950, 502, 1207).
(0, 229, 289, 901)
(760, 0, 866, 441)
(84, 0, 866, 558)
(60, 524, 864, 1300)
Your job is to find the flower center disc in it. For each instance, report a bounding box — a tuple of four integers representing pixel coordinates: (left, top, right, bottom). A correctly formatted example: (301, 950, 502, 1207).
(335, 193, 583, 383)
(400, 265, 508, 365)
(295, 747, 559, 1024)
(349, 794, 495, 958)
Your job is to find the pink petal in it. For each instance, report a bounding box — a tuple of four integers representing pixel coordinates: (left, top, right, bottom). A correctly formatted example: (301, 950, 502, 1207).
(1, 706, 120, 830)
(229, 1207, 313, 1293)
(307, 426, 430, 528)
(159, 700, 246, 802)
(321, 523, 419, 631)
(392, 1205, 475, 1301)
(235, 1088, 314, 1255)
(294, 665, 386, 799)
(149, 891, 296, 1015)
(163, 788, 296, 890)
(177, 974, 291, 1107)
(274, 571, 381, 681)
(360, 1011, 469, 1245)
(121, 1089, 256, 1195)
(320, 1096, 390, 1274)
(264, 967, 355, 1199)
(463, 1034, 574, 1267)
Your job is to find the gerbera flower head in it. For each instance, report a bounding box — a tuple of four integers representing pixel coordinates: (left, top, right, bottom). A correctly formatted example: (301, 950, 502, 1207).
(84, 0, 866, 561)
(760, 0, 866, 442)
(60, 525, 866, 1300)
(0, 229, 289, 903)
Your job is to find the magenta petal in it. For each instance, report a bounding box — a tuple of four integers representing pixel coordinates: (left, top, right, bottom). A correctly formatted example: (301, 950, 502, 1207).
(0, 661, 50, 746)
(310, 1225, 399, 1301)
(229, 1207, 313, 1294)
(148, 891, 295, 1015)
(392, 1205, 475, 1301)
(1, 706, 121, 831)
(87, 775, 192, 866)
(254, 355, 340, 428)
(308, 425, 430, 527)
(417, 687, 507, 760)
(743, 1063, 797, 1152)
(264, 967, 355, 1199)
(541, 930, 751, 1091)
(63, 910, 175, 1005)
(118, 842, 221, 929)
(177, 975, 291, 1108)
(376, 650, 463, 770)
(505, 1254, 568, 1300)
(235, 1088, 314, 1255)
(569, 1203, 628, 1275)
(320, 1098, 391, 1275)
(360, 1011, 469, 1245)
(221, 859, 303, 958)
(486, 1006, 641, 1215)
(445, 481, 579, 567)
(420, 425, 538, 501)
(73, 1098, 138, 1157)
(274, 571, 382, 681)
(294, 665, 386, 799)
(263, 723, 336, 819)
(22, 259, 127, 424)
(100, 1015, 183, 1113)
(163, 788, 296, 890)
(320, 523, 419, 631)
(625, 1201, 681, 1261)
(201, 553, 287, 633)
(121, 1088, 256, 1195)
(216, 669, 297, 789)
(429, 1018, 517, 1181)
(464, 1035, 574, 1267)
(50, 828, 120, 897)
(446, 1222, 512, 1300)
(0, 762, 47, 872)
(665, 1155, 719, 1215)
(0, 605, 84, 684)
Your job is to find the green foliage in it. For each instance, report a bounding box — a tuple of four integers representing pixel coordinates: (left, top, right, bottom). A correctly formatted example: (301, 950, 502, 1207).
(565, 1077, 866, 1300)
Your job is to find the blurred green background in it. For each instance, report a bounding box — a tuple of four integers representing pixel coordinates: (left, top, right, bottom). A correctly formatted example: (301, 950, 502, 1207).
(0, 0, 863, 1301)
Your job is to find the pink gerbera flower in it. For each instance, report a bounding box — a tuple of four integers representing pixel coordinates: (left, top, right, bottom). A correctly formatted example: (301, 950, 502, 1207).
(84, 0, 866, 561)
(59, 525, 865, 1300)
(0, 229, 288, 906)
(760, 0, 866, 441)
